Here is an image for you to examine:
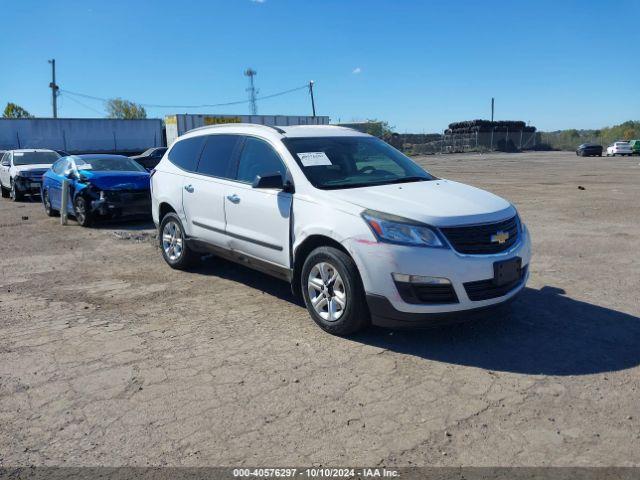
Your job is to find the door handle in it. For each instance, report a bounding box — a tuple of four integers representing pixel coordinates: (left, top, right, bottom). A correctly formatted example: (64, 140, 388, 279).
(226, 194, 240, 204)
(184, 184, 194, 193)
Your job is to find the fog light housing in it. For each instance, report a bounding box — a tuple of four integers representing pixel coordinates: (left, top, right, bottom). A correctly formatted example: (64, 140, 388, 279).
(392, 273, 451, 285)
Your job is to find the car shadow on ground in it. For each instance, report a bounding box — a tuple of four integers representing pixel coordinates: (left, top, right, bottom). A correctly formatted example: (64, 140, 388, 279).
(353, 286, 640, 376)
(189, 256, 640, 376)
(91, 217, 155, 231)
(192, 255, 303, 305)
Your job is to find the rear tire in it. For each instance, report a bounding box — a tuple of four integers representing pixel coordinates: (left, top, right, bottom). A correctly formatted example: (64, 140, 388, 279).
(159, 212, 196, 270)
(301, 246, 370, 336)
(0, 186, 9, 198)
(42, 189, 59, 217)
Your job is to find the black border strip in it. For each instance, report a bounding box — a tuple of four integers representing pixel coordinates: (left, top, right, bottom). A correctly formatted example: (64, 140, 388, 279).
(192, 220, 283, 251)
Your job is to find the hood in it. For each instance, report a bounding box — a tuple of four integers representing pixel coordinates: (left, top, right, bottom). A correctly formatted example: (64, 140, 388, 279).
(78, 170, 150, 190)
(13, 164, 53, 175)
(329, 179, 514, 227)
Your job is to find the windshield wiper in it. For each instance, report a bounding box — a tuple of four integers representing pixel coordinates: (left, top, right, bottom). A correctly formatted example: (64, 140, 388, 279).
(370, 176, 430, 186)
(321, 176, 430, 190)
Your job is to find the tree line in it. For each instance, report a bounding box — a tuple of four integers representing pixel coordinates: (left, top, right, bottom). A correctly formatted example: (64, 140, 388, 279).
(540, 121, 640, 150)
(2, 98, 147, 119)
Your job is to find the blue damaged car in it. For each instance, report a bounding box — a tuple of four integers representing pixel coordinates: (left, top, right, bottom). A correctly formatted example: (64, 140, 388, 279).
(41, 154, 151, 227)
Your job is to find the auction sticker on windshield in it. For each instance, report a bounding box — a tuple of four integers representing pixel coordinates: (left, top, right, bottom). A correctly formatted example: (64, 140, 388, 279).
(297, 152, 332, 167)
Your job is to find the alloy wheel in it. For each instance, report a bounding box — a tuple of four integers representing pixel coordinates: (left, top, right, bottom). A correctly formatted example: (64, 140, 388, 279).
(307, 261, 347, 322)
(75, 198, 86, 224)
(162, 220, 184, 262)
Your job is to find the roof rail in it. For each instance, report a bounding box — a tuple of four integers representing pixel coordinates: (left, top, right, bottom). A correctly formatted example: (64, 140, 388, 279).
(185, 123, 286, 135)
(266, 125, 286, 134)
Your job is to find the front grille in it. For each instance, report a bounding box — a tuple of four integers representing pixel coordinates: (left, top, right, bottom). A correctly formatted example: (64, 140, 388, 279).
(395, 281, 458, 305)
(440, 216, 519, 254)
(464, 266, 527, 301)
(23, 170, 47, 179)
(105, 190, 150, 204)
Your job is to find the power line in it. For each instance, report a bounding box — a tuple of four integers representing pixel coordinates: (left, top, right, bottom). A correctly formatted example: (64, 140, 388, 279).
(59, 84, 309, 110)
(60, 92, 105, 115)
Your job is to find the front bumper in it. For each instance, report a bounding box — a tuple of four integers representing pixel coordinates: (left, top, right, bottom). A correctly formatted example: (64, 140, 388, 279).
(14, 177, 42, 194)
(366, 290, 523, 328)
(90, 192, 151, 218)
(344, 225, 532, 323)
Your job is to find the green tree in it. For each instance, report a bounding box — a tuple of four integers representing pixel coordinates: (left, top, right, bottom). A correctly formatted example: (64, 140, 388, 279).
(3, 102, 33, 118)
(365, 119, 395, 137)
(105, 98, 147, 119)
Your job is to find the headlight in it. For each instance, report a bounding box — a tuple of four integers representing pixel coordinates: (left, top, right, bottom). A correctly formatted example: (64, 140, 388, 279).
(361, 209, 446, 248)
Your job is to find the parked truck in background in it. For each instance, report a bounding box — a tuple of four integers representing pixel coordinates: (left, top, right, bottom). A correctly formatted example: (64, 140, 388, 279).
(0, 118, 164, 156)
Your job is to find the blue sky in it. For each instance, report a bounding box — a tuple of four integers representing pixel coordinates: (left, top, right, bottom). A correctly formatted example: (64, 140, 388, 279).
(1, 0, 638, 132)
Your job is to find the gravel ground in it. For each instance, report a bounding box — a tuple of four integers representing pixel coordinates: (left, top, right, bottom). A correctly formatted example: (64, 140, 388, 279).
(0, 151, 639, 467)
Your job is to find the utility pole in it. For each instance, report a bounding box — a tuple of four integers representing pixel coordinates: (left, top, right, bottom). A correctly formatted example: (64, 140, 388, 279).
(244, 68, 258, 115)
(491, 97, 494, 123)
(48, 59, 59, 118)
(309, 80, 316, 117)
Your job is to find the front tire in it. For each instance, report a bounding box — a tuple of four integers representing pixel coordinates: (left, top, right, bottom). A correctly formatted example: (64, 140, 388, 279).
(42, 189, 59, 217)
(10, 181, 23, 201)
(74, 196, 93, 227)
(159, 212, 196, 269)
(0, 185, 9, 198)
(301, 246, 370, 336)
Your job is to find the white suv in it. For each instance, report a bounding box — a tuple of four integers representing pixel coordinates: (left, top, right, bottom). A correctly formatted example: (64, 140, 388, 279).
(151, 124, 531, 335)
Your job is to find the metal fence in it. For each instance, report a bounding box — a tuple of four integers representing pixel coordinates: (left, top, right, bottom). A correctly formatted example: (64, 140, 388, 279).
(404, 129, 541, 155)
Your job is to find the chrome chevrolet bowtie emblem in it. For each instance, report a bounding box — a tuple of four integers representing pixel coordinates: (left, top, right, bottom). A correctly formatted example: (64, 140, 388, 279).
(491, 231, 509, 245)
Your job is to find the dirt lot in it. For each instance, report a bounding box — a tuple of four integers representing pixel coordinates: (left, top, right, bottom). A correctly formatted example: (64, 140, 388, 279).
(1, 151, 639, 467)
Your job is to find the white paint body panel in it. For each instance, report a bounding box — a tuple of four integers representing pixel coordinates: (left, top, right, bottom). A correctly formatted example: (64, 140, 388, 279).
(181, 172, 232, 248)
(224, 183, 292, 266)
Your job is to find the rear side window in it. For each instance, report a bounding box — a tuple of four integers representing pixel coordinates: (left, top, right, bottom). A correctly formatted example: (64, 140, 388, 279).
(236, 137, 285, 183)
(196, 135, 239, 178)
(167, 136, 205, 172)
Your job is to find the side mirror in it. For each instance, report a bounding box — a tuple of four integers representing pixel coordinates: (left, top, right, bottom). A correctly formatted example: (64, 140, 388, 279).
(63, 168, 75, 179)
(252, 172, 284, 190)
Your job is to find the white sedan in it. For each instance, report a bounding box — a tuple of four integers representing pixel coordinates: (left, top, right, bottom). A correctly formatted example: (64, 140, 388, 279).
(606, 142, 633, 156)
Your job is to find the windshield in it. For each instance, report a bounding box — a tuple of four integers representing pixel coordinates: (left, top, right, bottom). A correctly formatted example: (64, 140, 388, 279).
(283, 136, 433, 190)
(75, 156, 146, 172)
(13, 151, 60, 166)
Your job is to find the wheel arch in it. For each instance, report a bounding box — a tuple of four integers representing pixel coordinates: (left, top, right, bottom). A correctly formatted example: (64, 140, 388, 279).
(159, 202, 177, 222)
(291, 234, 352, 298)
